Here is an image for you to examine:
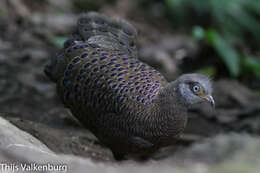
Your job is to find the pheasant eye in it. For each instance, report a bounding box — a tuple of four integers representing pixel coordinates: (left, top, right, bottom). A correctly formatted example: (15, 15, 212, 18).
(192, 85, 200, 93)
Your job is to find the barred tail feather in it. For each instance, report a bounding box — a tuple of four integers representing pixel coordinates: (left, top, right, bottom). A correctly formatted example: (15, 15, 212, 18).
(77, 12, 137, 56)
(45, 12, 138, 82)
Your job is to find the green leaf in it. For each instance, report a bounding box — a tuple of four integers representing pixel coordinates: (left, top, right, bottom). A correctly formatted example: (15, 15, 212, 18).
(196, 66, 216, 77)
(206, 29, 240, 77)
(244, 56, 260, 78)
(164, 0, 260, 48)
(192, 26, 205, 41)
(51, 36, 67, 48)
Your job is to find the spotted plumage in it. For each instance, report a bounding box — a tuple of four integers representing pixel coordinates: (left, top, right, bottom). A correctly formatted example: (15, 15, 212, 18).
(60, 41, 167, 113)
(45, 12, 214, 160)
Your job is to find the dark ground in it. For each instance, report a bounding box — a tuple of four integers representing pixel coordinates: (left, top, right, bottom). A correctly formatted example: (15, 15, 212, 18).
(0, 0, 260, 164)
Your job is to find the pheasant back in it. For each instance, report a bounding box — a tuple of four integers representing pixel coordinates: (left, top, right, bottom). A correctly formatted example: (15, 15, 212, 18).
(45, 12, 168, 116)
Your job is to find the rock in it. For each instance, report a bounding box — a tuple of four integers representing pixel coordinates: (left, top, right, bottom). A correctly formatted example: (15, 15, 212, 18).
(0, 116, 53, 158)
(72, 0, 115, 11)
(174, 133, 259, 164)
(172, 134, 260, 173)
(3, 114, 114, 162)
(30, 13, 78, 35)
(139, 35, 199, 81)
(1, 129, 260, 173)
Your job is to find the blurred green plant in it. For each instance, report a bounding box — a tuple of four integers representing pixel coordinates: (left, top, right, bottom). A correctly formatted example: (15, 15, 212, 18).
(0, 5, 6, 16)
(196, 66, 217, 77)
(165, 0, 260, 43)
(165, 0, 260, 78)
(205, 29, 241, 77)
(243, 56, 260, 78)
(192, 27, 260, 78)
(51, 36, 67, 48)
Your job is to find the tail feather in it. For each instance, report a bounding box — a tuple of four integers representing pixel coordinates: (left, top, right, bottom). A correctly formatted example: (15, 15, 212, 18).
(45, 12, 138, 82)
(77, 12, 137, 56)
(44, 51, 66, 82)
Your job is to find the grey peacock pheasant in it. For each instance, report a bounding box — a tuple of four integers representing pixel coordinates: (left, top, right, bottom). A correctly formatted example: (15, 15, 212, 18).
(45, 12, 214, 160)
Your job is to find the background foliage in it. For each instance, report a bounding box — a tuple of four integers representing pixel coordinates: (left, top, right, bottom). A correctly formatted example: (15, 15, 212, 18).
(165, 0, 260, 79)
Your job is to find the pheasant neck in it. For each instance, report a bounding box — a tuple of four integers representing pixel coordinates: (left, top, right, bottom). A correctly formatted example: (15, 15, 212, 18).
(144, 81, 188, 138)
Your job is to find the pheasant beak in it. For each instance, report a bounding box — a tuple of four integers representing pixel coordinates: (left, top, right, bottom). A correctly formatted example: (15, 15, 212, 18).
(203, 95, 215, 108)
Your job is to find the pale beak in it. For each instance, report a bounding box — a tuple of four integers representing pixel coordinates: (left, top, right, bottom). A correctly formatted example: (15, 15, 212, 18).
(203, 95, 215, 108)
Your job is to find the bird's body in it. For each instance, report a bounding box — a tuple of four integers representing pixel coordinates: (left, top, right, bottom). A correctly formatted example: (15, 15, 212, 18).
(45, 12, 214, 160)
